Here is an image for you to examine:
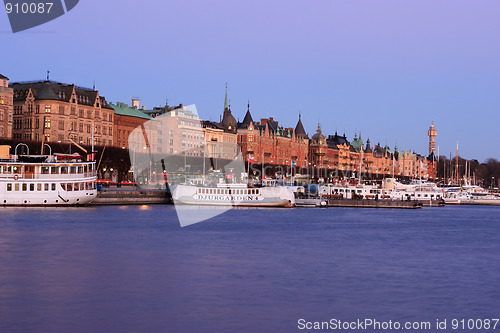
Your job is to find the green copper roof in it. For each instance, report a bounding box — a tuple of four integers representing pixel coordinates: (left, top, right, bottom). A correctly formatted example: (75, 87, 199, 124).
(110, 102, 153, 120)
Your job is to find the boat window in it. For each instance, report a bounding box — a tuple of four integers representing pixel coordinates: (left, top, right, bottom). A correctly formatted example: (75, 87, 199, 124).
(51, 183, 56, 191)
(70, 166, 77, 174)
(51, 167, 58, 174)
(256, 189, 259, 195)
(44, 183, 49, 191)
(37, 183, 41, 191)
(84, 165, 88, 173)
(41, 167, 50, 174)
(7, 183, 12, 191)
(74, 183, 79, 191)
(22, 183, 27, 191)
(67, 183, 73, 191)
(78, 166, 83, 173)
(15, 183, 19, 191)
(80, 183, 84, 191)
(30, 184, 34, 191)
(217, 189, 220, 194)
(61, 167, 68, 174)
(13, 166, 19, 174)
(61, 183, 66, 191)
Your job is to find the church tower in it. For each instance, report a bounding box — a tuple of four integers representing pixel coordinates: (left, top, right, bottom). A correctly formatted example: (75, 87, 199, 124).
(428, 120, 437, 156)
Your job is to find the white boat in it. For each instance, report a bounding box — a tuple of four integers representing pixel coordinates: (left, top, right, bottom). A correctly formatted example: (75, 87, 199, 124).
(0, 146, 97, 206)
(172, 183, 295, 207)
(319, 182, 380, 199)
(442, 185, 500, 205)
(384, 178, 444, 201)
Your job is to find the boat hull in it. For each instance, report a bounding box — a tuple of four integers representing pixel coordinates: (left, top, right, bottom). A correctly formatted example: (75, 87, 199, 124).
(172, 185, 295, 207)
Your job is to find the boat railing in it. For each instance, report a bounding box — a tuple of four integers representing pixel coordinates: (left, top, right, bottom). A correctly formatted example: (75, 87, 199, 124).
(0, 171, 97, 180)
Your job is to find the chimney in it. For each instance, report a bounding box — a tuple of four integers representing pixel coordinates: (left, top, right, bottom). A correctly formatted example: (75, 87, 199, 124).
(261, 119, 267, 125)
(131, 98, 140, 109)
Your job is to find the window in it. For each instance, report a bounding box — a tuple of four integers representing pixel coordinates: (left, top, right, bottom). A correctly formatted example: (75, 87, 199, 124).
(22, 183, 27, 191)
(59, 106, 65, 115)
(44, 118, 51, 129)
(7, 183, 12, 191)
(61, 167, 68, 174)
(15, 183, 19, 191)
(37, 184, 41, 191)
(45, 105, 51, 113)
(59, 120, 64, 130)
(44, 183, 49, 191)
(51, 183, 56, 191)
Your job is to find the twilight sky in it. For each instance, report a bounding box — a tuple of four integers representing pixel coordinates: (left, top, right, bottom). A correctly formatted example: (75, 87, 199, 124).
(2, 0, 499, 161)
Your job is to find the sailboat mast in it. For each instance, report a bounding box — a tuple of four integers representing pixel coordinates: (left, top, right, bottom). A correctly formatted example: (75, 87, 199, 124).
(456, 142, 459, 185)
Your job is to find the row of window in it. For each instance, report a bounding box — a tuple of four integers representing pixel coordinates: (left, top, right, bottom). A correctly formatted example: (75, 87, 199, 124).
(6, 181, 95, 192)
(0, 164, 94, 174)
(197, 188, 260, 195)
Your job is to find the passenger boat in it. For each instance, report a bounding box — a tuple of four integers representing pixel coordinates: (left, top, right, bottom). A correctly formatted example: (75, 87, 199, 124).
(171, 183, 295, 207)
(384, 178, 444, 201)
(0, 145, 97, 206)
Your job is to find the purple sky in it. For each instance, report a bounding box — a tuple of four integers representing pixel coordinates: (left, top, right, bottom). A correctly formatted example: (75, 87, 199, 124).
(2, 0, 499, 161)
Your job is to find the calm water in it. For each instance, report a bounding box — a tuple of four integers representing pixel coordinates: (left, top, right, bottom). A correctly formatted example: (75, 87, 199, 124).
(0, 205, 499, 333)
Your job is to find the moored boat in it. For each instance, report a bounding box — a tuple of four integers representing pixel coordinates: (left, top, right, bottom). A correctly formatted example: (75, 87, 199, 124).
(0, 145, 97, 206)
(172, 183, 295, 207)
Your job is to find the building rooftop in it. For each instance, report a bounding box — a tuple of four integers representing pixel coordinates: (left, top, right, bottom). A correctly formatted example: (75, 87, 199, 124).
(110, 102, 154, 120)
(11, 80, 113, 109)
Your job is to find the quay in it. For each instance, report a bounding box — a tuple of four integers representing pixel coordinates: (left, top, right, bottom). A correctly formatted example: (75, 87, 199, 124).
(326, 199, 422, 209)
(90, 187, 171, 205)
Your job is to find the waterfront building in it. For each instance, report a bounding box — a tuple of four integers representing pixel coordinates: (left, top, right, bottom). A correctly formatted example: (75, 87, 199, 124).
(110, 101, 155, 149)
(11, 80, 114, 146)
(237, 111, 309, 169)
(0, 74, 13, 139)
(213, 85, 309, 170)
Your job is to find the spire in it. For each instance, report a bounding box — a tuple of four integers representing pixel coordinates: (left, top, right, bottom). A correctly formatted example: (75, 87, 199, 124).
(224, 81, 228, 111)
(294, 113, 307, 138)
(241, 100, 254, 127)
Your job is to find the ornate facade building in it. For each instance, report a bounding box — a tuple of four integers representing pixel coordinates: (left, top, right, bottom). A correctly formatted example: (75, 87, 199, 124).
(11, 80, 114, 146)
(308, 123, 437, 180)
(0, 74, 13, 139)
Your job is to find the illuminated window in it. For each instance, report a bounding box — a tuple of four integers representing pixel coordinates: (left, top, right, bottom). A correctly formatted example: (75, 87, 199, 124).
(45, 105, 51, 113)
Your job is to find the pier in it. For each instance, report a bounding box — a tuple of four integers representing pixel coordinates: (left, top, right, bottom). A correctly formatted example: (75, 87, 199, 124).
(90, 188, 171, 205)
(327, 199, 422, 209)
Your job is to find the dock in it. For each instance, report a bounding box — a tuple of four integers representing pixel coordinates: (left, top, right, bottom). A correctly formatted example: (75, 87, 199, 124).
(90, 188, 171, 205)
(327, 199, 422, 209)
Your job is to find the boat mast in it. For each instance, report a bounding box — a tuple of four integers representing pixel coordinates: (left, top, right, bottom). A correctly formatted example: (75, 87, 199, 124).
(456, 142, 459, 185)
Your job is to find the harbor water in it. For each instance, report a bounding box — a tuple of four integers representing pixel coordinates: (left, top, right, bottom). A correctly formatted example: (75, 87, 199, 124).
(1, 205, 499, 332)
